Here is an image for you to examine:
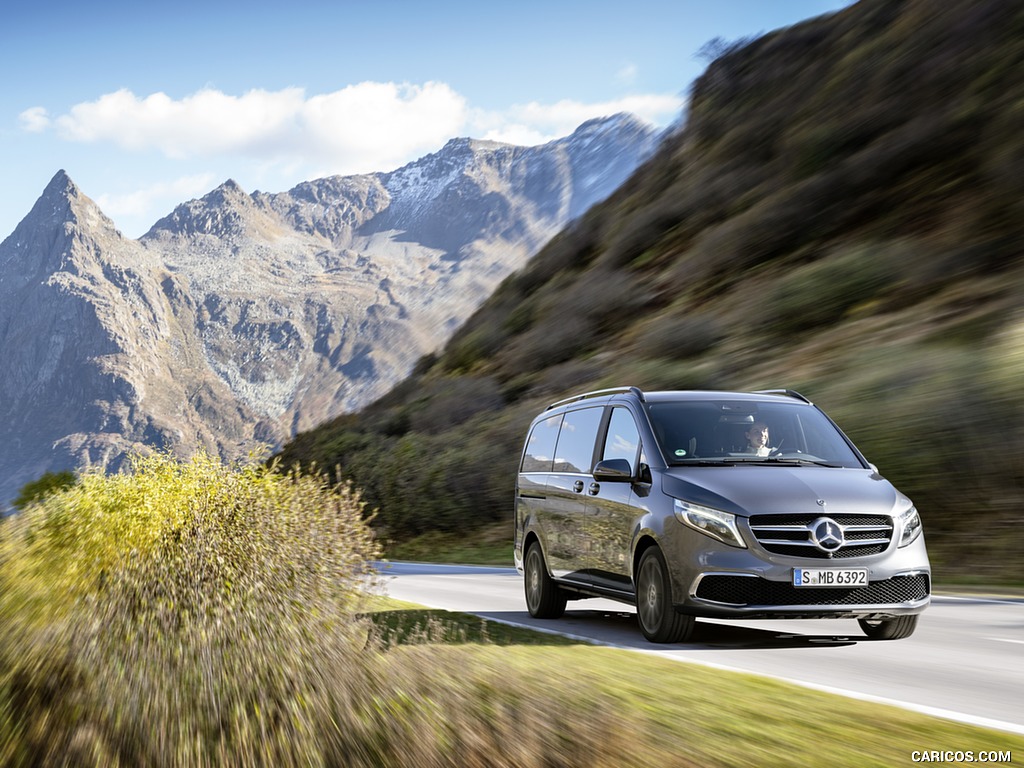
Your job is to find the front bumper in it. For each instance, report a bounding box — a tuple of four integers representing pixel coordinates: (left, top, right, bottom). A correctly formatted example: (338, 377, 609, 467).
(683, 570, 930, 619)
(663, 521, 932, 620)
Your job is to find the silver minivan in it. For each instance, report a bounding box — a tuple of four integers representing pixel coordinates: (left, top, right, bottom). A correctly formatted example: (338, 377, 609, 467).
(514, 387, 930, 642)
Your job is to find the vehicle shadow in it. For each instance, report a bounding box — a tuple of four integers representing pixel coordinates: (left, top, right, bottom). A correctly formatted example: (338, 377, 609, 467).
(686, 620, 861, 649)
(478, 608, 862, 650)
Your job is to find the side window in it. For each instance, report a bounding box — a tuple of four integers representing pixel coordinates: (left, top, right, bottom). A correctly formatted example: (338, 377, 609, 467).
(521, 414, 562, 472)
(552, 407, 604, 474)
(602, 407, 641, 474)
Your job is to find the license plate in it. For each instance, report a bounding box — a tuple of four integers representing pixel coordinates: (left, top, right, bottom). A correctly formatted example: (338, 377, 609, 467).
(793, 568, 867, 587)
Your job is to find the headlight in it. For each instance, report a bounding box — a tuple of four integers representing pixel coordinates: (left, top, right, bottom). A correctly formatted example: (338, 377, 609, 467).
(673, 499, 746, 548)
(898, 505, 922, 547)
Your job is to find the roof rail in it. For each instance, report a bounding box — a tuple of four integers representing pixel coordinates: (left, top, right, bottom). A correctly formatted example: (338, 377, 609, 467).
(546, 386, 645, 411)
(753, 389, 813, 405)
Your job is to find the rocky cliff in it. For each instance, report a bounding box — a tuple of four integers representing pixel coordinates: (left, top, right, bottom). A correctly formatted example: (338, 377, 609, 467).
(0, 114, 659, 504)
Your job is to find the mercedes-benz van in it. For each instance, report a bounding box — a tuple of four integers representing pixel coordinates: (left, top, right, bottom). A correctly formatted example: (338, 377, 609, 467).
(513, 387, 930, 643)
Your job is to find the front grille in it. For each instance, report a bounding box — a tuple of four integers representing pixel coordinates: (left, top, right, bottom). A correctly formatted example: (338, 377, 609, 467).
(748, 513, 893, 559)
(694, 573, 930, 606)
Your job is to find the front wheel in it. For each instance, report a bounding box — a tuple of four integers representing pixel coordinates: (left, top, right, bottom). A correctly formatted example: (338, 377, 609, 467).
(635, 547, 695, 643)
(524, 541, 566, 619)
(858, 614, 919, 640)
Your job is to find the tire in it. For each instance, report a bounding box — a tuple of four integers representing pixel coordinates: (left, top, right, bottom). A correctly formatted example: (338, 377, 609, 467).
(524, 541, 566, 619)
(635, 547, 695, 643)
(858, 614, 919, 640)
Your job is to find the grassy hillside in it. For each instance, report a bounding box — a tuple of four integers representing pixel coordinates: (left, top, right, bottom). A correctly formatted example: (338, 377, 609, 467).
(278, 0, 1024, 584)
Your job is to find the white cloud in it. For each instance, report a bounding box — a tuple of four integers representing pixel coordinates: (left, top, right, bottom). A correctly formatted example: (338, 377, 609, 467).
(35, 83, 682, 177)
(300, 81, 468, 173)
(47, 82, 468, 175)
(54, 87, 308, 158)
(18, 106, 50, 133)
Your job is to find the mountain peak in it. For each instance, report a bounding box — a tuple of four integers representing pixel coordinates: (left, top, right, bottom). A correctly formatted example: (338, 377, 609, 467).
(0, 170, 133, 306)
(560, 113, 656, 146)
(438, 136, 506, 154)
(2, 170, 121, 254)
(31, 169, 84, 223)
(41, 169, 78, 200)
(573, 112, 641, 132)
(212, 178, 246, 197)
(144, 179, 263, 239)
(199, 179, 252, 210)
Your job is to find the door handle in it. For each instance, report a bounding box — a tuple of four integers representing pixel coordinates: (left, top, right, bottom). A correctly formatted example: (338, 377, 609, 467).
(573, 480, 585, 493)
(588, 482, 600, 496)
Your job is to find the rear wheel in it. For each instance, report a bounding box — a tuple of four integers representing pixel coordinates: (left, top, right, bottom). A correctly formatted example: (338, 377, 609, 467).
(858, 615, 919, 640)
(524, 541, 566, 619)
(635, 547, 695, 643)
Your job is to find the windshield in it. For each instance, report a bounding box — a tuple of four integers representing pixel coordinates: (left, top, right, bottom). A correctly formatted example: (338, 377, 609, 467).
(646, 400, 865, 469)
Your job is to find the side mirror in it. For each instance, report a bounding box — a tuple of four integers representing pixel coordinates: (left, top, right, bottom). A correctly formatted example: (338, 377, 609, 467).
(592, 458, 633, 482)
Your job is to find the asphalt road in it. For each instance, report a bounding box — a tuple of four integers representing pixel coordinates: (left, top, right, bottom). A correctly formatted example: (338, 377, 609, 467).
(378, 562, 1024, 736)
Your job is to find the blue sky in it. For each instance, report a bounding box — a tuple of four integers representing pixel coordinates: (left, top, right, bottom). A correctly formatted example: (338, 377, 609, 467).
(1, 0, 852, 239)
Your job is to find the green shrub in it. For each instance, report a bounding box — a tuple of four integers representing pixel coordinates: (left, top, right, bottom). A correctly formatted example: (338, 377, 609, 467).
(441, 323, 507, 373)
(602, 199, 684, 268)
(11, 470, 77, 511)
(606, 357, 723, 393)
(765, 243, 899, 336)
(635, 314, 725, 360)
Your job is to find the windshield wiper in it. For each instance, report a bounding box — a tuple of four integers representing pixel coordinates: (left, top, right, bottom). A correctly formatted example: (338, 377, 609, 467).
(759, 456, 843, 468)
(718, 456, 843, 468)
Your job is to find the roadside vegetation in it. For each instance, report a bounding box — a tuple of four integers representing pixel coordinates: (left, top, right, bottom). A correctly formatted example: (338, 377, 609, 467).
(279, 0, 1024, 584)
(2, 454, 1021, 766)
(0, 453, 622, 766)
(385, 521, 511, 564)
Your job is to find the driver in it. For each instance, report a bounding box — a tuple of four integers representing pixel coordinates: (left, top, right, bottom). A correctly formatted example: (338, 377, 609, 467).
(745, 422, 771, 456)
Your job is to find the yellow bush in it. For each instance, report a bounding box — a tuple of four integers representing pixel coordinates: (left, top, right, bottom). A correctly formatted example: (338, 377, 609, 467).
(0, 451, 380, 766)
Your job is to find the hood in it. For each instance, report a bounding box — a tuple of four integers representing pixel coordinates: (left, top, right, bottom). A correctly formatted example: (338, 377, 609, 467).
(659, 465, 904, 518)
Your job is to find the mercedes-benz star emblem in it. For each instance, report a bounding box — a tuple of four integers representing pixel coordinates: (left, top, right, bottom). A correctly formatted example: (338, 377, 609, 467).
(810, 516, 844, 554)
